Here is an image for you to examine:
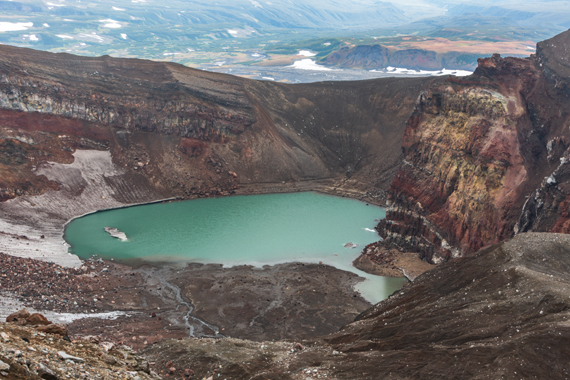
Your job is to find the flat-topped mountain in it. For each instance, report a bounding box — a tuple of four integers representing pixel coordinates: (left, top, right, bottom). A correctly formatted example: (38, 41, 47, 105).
(323, 44, 481, 71)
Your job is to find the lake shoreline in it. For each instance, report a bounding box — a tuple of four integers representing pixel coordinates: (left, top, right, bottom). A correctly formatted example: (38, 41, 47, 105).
(0, 150, 387, 268)
(0, 152, 411, 349)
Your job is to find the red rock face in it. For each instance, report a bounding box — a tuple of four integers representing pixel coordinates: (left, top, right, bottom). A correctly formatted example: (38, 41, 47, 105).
(379, 30, 570, 263)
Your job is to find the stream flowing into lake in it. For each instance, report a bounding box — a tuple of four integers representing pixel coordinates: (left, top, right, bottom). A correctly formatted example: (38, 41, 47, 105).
(64, 192, 406, 303)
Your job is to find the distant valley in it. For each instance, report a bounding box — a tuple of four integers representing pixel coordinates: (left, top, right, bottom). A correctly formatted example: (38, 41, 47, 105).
(0, 0, 568, 81)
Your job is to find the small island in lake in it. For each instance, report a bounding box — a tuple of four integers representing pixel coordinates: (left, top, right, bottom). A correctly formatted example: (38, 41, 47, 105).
(104, 227, 128, 241)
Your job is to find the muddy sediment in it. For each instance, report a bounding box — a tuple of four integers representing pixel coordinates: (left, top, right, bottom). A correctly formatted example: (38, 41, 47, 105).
(0, 251, 374, 352)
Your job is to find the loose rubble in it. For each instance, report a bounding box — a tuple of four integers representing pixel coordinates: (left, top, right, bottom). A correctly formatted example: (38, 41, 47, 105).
(0, 313, 158, 380)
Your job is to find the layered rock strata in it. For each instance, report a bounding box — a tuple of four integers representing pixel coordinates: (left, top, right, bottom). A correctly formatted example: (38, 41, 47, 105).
(377, 29, 570, 264)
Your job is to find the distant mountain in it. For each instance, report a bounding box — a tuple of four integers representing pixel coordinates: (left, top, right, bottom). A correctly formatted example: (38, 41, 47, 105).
(323, 44, 482, 71)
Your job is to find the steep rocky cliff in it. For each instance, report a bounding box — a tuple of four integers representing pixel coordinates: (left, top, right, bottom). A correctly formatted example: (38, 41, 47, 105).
(376, 29, 570, 264)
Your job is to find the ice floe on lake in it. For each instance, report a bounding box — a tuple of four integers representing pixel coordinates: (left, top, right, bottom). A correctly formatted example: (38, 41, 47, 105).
(104, 227, 128, 241)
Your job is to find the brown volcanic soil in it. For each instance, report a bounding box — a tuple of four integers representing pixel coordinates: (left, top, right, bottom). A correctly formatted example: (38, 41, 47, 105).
(141, 233, 570, 380)
(0, 252, 373, 352)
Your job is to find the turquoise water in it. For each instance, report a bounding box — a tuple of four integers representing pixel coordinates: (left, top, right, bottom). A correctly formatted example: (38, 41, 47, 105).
(64, 192, 406, 303)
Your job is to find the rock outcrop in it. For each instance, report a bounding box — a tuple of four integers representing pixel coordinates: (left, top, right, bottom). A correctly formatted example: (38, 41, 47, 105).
(376, 29, 570, 264)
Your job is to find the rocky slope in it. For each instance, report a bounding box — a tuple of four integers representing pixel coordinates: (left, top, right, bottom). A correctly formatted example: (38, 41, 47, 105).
(0, 44, 437, 265)
(373, 29, 570, 264)
(140, 232, 570, 379)
(323, 44, 480, 71)
(0, 313, 157, 380)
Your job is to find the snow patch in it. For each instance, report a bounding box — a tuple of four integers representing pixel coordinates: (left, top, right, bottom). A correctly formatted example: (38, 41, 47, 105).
(250, 0, 262, 7)
(43, 23, 50, 27)
(261, 77, 274, 81)
(298, 50, 316, 57)
(0, 295, 133, 323)
(99, 19, 121, 28)
(371, 66, 472, 77)
(290, 59, 336, 71)
(56, 34, 74, 39)
(0, 22, 33, 32)
(120, 33, 127, 39)
(78, 33, 105, 42)
(547, 175, 557, 185)
(112, 6, 125, 11)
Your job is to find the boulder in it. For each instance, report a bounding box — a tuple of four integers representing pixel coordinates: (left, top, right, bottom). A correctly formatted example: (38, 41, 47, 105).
(100, 341, 115, 352)
(0, 359, 9, 371)
(37, 363, 58, 380)
(57, 351, 84, 363)
(26, 313, 52, 326)
(6, 308, 30, 323)
(37, 323, 69, 337)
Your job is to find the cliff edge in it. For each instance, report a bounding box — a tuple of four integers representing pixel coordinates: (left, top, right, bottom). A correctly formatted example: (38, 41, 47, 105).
(374, 29, 570, 264)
